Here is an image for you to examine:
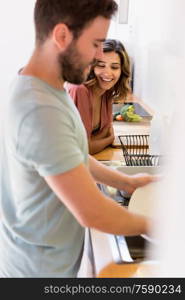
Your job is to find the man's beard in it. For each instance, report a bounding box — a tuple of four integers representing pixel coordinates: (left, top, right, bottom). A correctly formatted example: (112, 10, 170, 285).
(58, 41, 92, 85)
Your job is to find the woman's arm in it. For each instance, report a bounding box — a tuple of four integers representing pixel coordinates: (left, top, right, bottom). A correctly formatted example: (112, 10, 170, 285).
(88, 126, 115, 154)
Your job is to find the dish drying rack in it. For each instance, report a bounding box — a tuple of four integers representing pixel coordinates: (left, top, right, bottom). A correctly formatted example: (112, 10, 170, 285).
(118, 134, 161, 166)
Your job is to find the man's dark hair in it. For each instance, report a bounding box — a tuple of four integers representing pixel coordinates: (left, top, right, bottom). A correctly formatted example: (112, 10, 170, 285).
(34, 0, 118, 44)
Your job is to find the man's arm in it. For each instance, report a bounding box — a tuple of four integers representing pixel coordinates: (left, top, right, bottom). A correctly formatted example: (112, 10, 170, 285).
(44, 163, 149, 236)
(88, 155, 159, 195)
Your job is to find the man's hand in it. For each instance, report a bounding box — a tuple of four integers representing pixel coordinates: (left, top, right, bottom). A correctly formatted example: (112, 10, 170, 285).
(122, 173, 161, 195)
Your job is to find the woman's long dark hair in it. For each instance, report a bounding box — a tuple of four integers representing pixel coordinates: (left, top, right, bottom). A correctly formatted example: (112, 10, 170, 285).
(85, 39, 131, 100)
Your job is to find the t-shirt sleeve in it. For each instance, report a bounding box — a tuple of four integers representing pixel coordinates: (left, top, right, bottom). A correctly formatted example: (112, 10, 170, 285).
(16, 106, 85, 176)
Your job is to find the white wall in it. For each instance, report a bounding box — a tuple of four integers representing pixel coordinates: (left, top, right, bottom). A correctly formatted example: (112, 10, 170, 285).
(0, 1, 35, 127)
(110, 0, 185, 276)
(131, 0, 185, 278)
(109, 0, 185, 116)
(107, 0, 133, 53)
(109, 0, 185, 157)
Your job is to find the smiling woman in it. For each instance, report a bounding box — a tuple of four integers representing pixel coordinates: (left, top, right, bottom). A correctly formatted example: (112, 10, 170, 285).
(94, 51, 122, 92)
(65, 39, 132, 154)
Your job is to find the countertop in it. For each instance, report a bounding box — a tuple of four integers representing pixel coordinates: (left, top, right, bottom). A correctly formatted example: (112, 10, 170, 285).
(94, 99, 154, 162)
(93, 119, 151, 161)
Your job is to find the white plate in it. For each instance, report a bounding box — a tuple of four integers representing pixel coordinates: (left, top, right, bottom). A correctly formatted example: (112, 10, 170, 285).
(128, 181, 162, 218)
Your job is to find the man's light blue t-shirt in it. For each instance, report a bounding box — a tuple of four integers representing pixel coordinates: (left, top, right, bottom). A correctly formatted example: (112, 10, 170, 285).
(0, 76, 89, 277)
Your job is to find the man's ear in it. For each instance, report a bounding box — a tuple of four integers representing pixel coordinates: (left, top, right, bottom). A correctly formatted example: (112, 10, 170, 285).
(52, 23, 73, 51)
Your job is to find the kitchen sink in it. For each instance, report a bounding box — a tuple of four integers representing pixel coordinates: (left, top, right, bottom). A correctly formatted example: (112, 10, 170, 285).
(116, 165, 162, 175)
(124, 235, 149, 260)
(99, 165, 161, 264)
(108, 234, 153, 264)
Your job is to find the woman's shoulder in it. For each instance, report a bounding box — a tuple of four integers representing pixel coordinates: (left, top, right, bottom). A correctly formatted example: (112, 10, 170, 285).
(64, 82, 89, 95)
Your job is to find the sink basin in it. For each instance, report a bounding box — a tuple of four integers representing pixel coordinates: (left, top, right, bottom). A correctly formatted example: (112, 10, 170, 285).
(116, 165, 162, 175)
(124, 235, 149, 261)
(108, 234, 153, 264)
